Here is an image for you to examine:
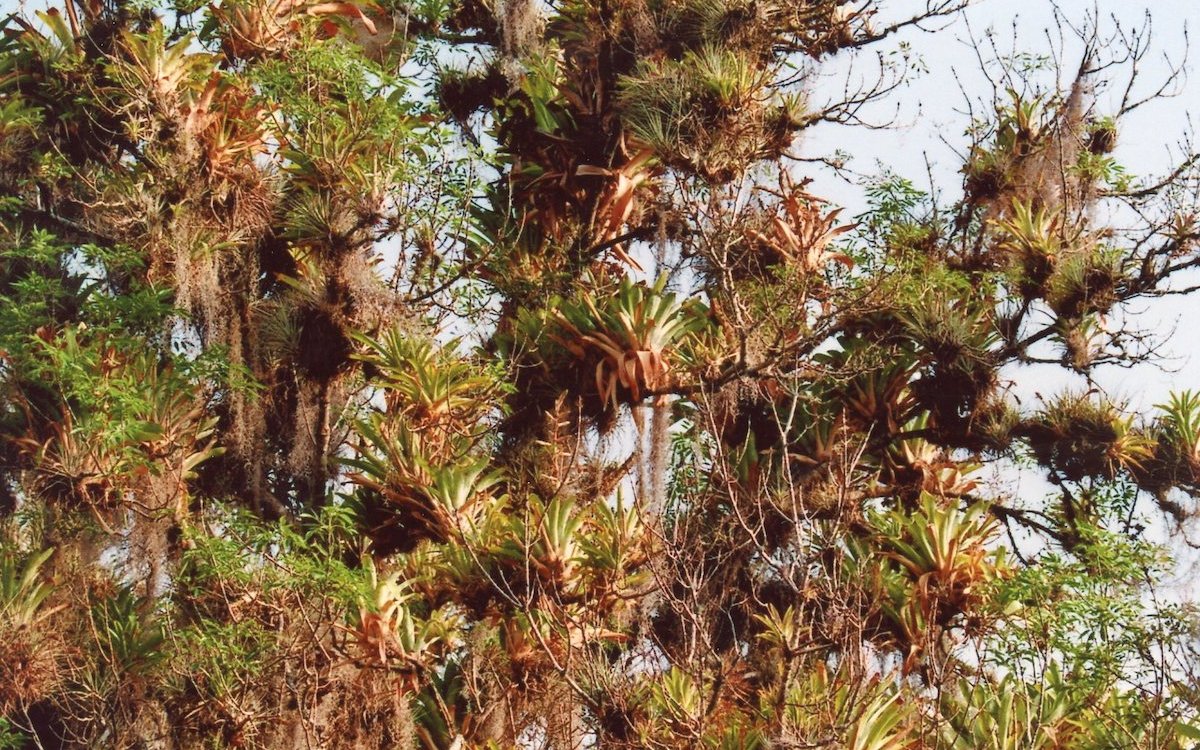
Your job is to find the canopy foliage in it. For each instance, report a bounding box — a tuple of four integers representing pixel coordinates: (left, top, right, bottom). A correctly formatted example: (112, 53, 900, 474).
(1, 0, 1199, 747)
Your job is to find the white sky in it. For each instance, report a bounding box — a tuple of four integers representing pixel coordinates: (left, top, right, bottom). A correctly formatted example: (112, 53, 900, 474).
(802, 0, 1200, 411)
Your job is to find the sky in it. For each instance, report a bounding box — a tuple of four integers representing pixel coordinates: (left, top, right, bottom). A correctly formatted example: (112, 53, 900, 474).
(801, 0, 1200, 411)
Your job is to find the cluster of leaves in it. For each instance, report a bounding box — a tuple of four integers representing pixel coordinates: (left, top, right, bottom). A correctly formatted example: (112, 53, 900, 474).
(1, 0, 1200, 747)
